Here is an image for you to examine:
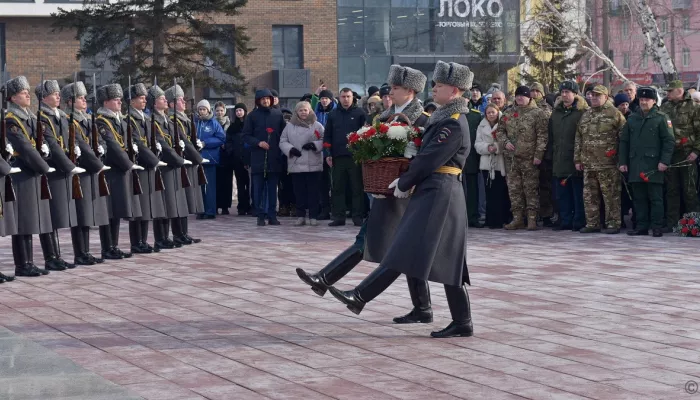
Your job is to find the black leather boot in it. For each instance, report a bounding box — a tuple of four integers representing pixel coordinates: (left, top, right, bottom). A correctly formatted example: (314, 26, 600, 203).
(140, 220, 157, 253)
(13, 235, 41, 277)
(130, 220, 151, 254)
(296, 245, 363, 297)
(110, 219, 132, 258)
(40, 232, 66, 271)
(52, 230, 76, 269)
(171, 218, 192, 246)
(182, 217, 201, 243)
(25, 235, 49, 275)
(83, 227, 103, 263)
(100, 224, 123, 260)
(328, 265, 401, 315)
(431, 284, 473, 338)
(166, 219, 181, 248)
(72, 227, 94, 265)
(393, 277, 433, 324)
(154, 219, 174, 251)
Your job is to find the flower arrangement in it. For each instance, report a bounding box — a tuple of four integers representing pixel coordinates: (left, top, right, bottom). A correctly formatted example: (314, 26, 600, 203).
(675, 212, 700, 237)
(347, 115, 424, 164)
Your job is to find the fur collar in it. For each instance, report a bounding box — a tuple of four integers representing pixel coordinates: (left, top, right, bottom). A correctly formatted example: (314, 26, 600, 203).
(7, 102, 31, 121)
(174, 111, 189, 122)
(130, 108, 146, 121)
(65, 109, 87, 123)
(290, 111, 317, 128)
(554, 95, 589, 111)
(152, 110, 168, 125)
(97, 107, 121, 122)
(40, 103, 67, 119)
(216, 116, 230, 127)
(379, 97, 424, 125)
(427, 97, 469, 127)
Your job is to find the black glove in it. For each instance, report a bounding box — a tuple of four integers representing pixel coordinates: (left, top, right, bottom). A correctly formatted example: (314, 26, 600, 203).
(289, 148, 302, 158)
(302, 142, 317, 151)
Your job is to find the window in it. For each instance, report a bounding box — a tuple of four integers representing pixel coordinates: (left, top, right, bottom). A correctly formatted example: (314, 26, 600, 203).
(206, 25, 236, 69)
(683, 48, 691, 67)
(622, 19, 629, 38)
(272, 25, 303, 69)
(660, 17, 668, 34)
(641, 53, 648, 69)
(682, 15, 691, 33)
(623, 52, 630, 69)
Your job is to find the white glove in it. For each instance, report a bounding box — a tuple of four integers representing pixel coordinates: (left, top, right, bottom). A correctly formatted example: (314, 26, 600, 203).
(5, 143, 14, 155)
(71, 167, 86, 175)
(389, 178, 410, 199)
(157, 161, 167, 167)
(183, 159, 193, 165)
(97, 145, 105, 156)
(41, 143, 49, 157)
(155, 142, 162, 152)
(372, 194, 387, 199)
(100, 165, 111, 171)
(179, 140, 186, 150)
(131, 164, 145, 171)
(132, 143, 139, 154)
(404, 142, 418, 159)
(74, 146, 81, 158)
(47, 167, 56, 173)
(202, 158, 210, 164)
(196, 139, 204, 150)
(9, 167, 21, 174)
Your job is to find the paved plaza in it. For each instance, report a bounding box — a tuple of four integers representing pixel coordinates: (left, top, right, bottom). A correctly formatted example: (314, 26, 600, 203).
(0, 216, 698, 400)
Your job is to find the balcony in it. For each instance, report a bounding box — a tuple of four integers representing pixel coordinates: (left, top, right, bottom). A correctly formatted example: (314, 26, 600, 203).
(672, 0, 691, 10)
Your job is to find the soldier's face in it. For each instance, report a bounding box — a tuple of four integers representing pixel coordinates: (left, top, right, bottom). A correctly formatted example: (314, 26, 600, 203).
(12, 90, 31, 108)
(639, 97, 655, 112)
(560, 90, 575, 106)
(74, 96, 87, 112)
(104, 98, 121, 113)
(176, 97, 187, 112)
(667, 88, 684, 102)
(531, 89, 543, 100)
(590, 93, 607, 108)
(131, 95, 146, 111)
(514, 95, 530, 106)
(390, 86, 412, 107)
(432, 83, 459, 105)
(155, 95, 168, 111)
(43, 92, 60, 108)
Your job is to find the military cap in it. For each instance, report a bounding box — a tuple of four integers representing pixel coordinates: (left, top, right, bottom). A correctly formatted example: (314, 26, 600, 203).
(379, 84, 391, 98)
(387, 64, 427, 94)
(559, 81, 580, 94)
(128, 83, 148, 99)
(35, 80, 60, 100)
(530, 82, 545, 93)
(97, 84, 123, 106)
(432, 61, 473, 91)
(665, 80, 684, 90)
(592, 85, 609, 96)
(60, 82, 87, 105)
(164, 84, 184, 104)
(637, 86, 657, 101)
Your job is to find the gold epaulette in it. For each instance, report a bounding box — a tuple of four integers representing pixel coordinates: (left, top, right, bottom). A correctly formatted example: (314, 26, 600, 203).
(451, 113, 461, 120)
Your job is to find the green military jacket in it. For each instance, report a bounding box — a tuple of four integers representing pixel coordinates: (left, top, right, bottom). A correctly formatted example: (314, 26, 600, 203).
(619, 105, 675, 184)
(464, 109, 483, 174)
(659, 92, 700, 156)
(495, 99, 548, 162)
(574, 99, 626, 171)
(549, 95, 589, 178)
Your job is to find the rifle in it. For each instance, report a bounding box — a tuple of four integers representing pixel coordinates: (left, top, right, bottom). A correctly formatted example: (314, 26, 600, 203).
(149, 84, 165, 192)
(126, 76, 143, 195)
(190, 77, 207, 186)
(0, 65, 16, 203)
(173, 78, 191, 189)
(68, 72, 83, 200)
(92, 74, 110, 196)
(37, 74, 52, 200)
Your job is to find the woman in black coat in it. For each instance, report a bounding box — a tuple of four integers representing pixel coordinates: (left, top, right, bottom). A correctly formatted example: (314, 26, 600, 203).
(224, 103, 251, 215)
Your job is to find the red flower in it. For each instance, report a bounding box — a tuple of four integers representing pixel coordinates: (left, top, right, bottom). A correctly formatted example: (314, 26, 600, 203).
(682, 227, 690, 234)
(491, 131, 498, 139)
(513, 112, 519, 118)
(560, 179, 567, 186)
(605, 149, 617, 157)
(323, 143, 332, 149)
(639, 172, 646, 179)
(693, 228, 700, 237)
(681, 137, 689, 145)
(689, 218, 696, 225)
(680, 218, 688, 225)
(413, 137, 422, 147)
(642, 176, 650, 183)
(266, 128, 274, 134)
(379, 124, 389, 134)
(365, 127, 377, 138)
(314, 130, 321, 139)
(501, 116, 508, 122)
(348, 133, 360, 144)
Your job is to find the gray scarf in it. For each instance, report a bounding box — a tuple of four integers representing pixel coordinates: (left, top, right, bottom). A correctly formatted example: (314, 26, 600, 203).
(199, 111, 214, 121)
(427, 97, 469, 127)
(379, 97, 424, 125)
(216, 115, 230, 127)
(290, 112, 317, 128)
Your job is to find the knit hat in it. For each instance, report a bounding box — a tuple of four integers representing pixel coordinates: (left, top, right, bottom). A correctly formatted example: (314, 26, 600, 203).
(637, 87, 657, 101)
(35, 80, 60, 100)
(559, 81, 580, 94)
(164, 84, 184, 104)
(386, 64, 427, 94)
(197, 99, 211, 113)
(234, 102, 247, 113)
(367, 86, 379, 97)
(3, 76, 30, 99)
(60, 81, 87, 104)
(614, 93, 631, 107)
(432, 61, 474, 91)
(514, 86, 531, 98)
(270, 89, 279, 98)
(470, 83, 482, 92)
(379, 84, 391, 98)
(97, 84, 123, 106)
(319, 89, 334, 100)
(128, 83, 148, 99)
(486, 83, 502, 95)
(530, 82, 545, 94)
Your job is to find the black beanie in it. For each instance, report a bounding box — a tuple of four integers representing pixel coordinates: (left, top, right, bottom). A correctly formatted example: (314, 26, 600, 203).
(319, 89, 334, 100)
(515, 86, 531, 98)
(368, 86, 379, 97)
(270, 89, 279, 98)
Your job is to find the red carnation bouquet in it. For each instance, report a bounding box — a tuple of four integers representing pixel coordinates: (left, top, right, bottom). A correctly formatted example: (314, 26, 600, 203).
(675, 212, 700, 237)
(347, 116, 424, 163)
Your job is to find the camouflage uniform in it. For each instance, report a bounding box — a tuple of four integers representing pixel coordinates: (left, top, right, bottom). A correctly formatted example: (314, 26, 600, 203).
(535, 97, 554, 221)
(659, 90, 700, 228)
(575, 99, 626, 229)
(496, 99, 549, 227)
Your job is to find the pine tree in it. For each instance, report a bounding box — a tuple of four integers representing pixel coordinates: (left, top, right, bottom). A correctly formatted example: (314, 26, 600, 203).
(520, 0, 584, 93)
(52, 0, 254, 94)
(464, 19, 503, 86)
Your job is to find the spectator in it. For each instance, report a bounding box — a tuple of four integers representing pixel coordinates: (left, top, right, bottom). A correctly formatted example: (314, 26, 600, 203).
(324, 88, 367, 226)
(214, 101, 234, 214)
(243, 89, 287, 226)
(468, 83, 487, 114)
(464, 107, 484, 228)
(622, 81, 641, 113)
(225, 103, 251, 216)
(270, 89, 280, 108)
(195, 99, 227, 219)
(366, 95, 383, 122)
(614, 93, 632, 118)
(279, 101, 325, 226)
(311, 86, 336, 220)
(475, 103, 511, 228)
(214, 101, 231, 131)
(490, 90, 507, 111)
(379, 84, 392, 111)
(424, 98, 438, 114)
(278, 107, 296, 217)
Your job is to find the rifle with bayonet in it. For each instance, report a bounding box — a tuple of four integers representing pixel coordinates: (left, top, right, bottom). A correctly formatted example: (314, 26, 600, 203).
(0, 66, 16, 204)
(190, 78, 207, 186)
(149, 81, 165, 192)
(68, 72, 83, 200)
(37, 74, 52, 200)
(173, 78, 191, 188)
(91, 74, 110, 197)
(126, 76, 143, 195)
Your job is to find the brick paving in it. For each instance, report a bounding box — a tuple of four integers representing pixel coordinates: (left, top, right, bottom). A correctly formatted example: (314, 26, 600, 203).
(0, 216, 698, 399)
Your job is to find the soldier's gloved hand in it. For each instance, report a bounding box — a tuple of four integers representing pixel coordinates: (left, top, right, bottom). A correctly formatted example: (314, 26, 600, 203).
(180, 140, 186, 150)
(41, 143, 50, 157)
(74, 146, 81, 158)
(196, 139, 204, 150)
(403, 142, 418, 158)
(619, 165, 628, 173)
(9, 167, 21, 174)
(132, 143, 139, 154)
(100, 165, 111, 172)
(131, 164, 145, 171)
(47, 167, 56, 173)
(97, 145, 105, 156)
(389, 178, 410, 199)
(688, 152, 698, 162)
(155, 142, 162, 153)
(71, 167, 86, 175)
(575, 163, 584, 171)
(372, 194, 387, 199)
(5, 143, 14, 155)
(202, 158, 210, 164)
(157, 161, 167, 167)
(183, 159, 193, 165)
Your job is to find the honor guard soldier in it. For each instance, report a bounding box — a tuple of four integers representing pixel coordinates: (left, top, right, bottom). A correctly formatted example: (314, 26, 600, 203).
(0, 156, 19, 282)
(62, 81, 111, 264)
(327, 61, 474, 338)
(95, 83, 143, 258)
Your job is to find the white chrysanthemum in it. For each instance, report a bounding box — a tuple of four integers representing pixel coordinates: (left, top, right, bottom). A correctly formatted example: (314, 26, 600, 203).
(356, 126, 370, 136)
(387, 125, 408, 140)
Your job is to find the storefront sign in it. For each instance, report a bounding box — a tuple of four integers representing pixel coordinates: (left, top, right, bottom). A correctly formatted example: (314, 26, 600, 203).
(438, 0, 504, 19)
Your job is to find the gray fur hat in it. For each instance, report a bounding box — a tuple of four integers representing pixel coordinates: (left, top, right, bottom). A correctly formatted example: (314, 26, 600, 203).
(387, 64, 427, 94)
(35, 80, 60, 100)
(164, 84, 184, 104)
(60, 82, 87, 104)
(432, 61, 474, 92)
(3, 76, 30, 99)
(97, 84, 123, 106)
(147, 85, 165, 108)
(129, 83, 148, 99)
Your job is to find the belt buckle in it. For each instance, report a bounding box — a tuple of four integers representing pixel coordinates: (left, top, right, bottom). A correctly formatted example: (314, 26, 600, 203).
(457, 173, 463, 182)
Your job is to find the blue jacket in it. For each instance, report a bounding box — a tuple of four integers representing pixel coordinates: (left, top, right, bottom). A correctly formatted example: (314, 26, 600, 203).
(315, 101, 336, 127)
(196, 115, 226, 165)
(242, 105, 287, 174)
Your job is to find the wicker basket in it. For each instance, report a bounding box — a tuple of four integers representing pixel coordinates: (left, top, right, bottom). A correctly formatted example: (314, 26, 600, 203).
(362, 157, 410, 196)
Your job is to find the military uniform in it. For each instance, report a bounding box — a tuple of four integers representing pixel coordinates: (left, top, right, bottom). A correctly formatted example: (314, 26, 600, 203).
(619, 93, 675, 235)
(496, 95, 549, 229)
(0, 157, 17, 238)
(575, 96, 626, 231)
(659, 86, 700, 228)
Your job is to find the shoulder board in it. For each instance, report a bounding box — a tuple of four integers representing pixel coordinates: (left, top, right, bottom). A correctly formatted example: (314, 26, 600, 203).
(422, 111, 430, 117)
(451, 113, 461, 120)
(470, 109, 481, 114)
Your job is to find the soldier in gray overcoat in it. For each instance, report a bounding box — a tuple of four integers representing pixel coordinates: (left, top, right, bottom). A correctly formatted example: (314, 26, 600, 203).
(297, 64, 433, 325)
(328, 61, 474, 338)
(62, 81, 110, 265)
(95, 83, 143, 259)
(0, 156, 18, 282)
(127, 83, 167, 254)
(3, 75, 53, 277)
(37, 80, 84, 271)
(148, 84, 190, 250)
(165, 84, 204, 245)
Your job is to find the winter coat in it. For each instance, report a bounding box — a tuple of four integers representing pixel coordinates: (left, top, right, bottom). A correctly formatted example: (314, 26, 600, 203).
(496, 99, 549, 166)
(242, 105, 287, 174)
(279, 117, 325, 174)
(464, 109, 483, 174)
(0, 157, 18, 237)
(659, 92, 700, 157)
(323, 104, 367, 158)
(312, 96, 336, 127)
(152, 111, 188, 218)
(475, 117, 507, 179)
(225, 117, 250, 167)
(173, 112, 205, 214)
(574, 100, 626, 171)
(196, 113, 226, 165)
(127, 109, 167, 221)
(619, 106, 675, 184)
(549, 95, 589, 178)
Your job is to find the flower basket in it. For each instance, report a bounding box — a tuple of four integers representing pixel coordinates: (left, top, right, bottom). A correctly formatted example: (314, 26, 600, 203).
(362, 157, 411, 196)
(674, 212, 700, 237)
